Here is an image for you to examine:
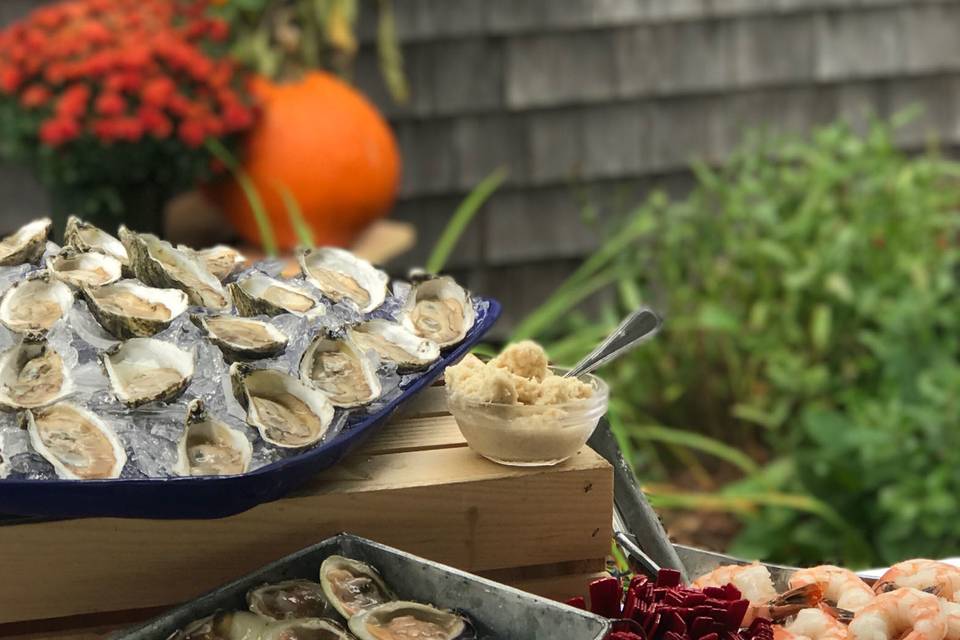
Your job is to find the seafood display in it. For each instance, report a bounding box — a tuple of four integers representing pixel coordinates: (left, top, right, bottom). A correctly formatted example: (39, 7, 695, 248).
(0, 218, 480, 482)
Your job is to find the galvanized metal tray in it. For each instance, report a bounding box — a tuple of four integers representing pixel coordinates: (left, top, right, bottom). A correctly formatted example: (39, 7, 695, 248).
(118, 533, 611, 640)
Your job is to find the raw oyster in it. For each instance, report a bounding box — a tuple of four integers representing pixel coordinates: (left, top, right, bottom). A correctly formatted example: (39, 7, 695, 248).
(0, 334, 72, 410)
(49, 247, 122, 288)
(191, 314, 288, 361)
(120, 226, 229, 310)
(174, 399, 252, 477)
(230, 363, 335, 449)
(169, 611, 268, 640)
(63, 216, 128, 266)
(247, 579, 332, 621)
(262, 618, 353, 640)
(299, 332, 381, 408)
(350, 319, 440, 370)
(180, 244, 246, 282)
(83, 280, 189, 339)
(0, 218, 51, 266)
(319, 556, 396, 619)
(20, 402, 126, 479)
(102, 338, 194, 407)
(400, 276, 475, 348)
(348, 601, 469, 640)
(298, 247, 389, 313)
(229, 273, 322, 318)
(0, 270, 73, 334)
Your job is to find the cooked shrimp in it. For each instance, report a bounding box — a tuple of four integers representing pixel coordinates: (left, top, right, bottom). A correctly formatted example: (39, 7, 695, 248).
(790, 566, 875, 612)
(940, 600, 960, 640)
(782, 608, 850, 640)
(849, 588, 946, 640)
(875, 561, 960, 602)
(694, 563, 821, 624)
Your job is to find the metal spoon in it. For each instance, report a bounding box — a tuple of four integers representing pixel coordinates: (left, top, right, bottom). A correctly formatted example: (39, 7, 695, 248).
(563, 308, 662, 378)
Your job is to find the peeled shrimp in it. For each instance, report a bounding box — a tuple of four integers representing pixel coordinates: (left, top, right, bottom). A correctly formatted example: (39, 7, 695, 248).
(942, 601, 960, 640)
(849, 588, 946, 640)
(776, 608, 850, 640)
(693, 563, 821, 624)
(790, 566, 875, 613)
(875, 561, 960, 603)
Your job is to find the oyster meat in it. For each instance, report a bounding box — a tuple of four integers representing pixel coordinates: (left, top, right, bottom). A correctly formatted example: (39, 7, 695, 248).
(229, 273, 322, 317)
(120, 227, 229, 310)
(319, 556, 396, 619)
(170, 611, 268, 640)
(21, 402, 126, 479)
(192, 314, 288, 361)
(261, 618, 353, 640)
(174, 399, 252, 477)
(298, 247, 389, 313)
(350, 320, 440, 370)
(180, 244, 247, 282)
(0, 270, 73, 334)
(348, 601, 469, 640)
(400, 276, 475, 348)
(102, 338, 194, 406)
(247, 579, 333, 621)
(63, 215, 128, 266)
(0, 218, 51, 266)
(230, 363, 335, 448)
(299, 332, 381, 408)
(49, 248, 123, 288)
(83, 280, 189, 339)
(0, 335, 72, 410)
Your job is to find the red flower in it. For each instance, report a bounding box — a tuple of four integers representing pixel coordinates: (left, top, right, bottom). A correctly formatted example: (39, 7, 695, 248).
(207, 18, 229, 42)
(178, 119, 206, 148)
(95, 92, 126, 116)
(141, 76, 175, 107)
(20, 84, 51, 108)
(0, 67, 22, 93)
(56, 84, 91, 118)
(138, 106, 173, 139)
(223, 103, 253, 131)
(39, 117, 80, 146)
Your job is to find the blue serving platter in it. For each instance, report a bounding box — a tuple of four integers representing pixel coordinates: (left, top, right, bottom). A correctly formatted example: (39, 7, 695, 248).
(0, 298, 500, 521)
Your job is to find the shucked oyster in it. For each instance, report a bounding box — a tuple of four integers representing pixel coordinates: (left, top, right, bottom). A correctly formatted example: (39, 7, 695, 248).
(63, 216, 128, 267)
(229, 273, 322, 318)
(0, 270, 73, 334)
(349, 601, 470, 640)
(191, 314, 288, 362)
(400, 276, 475, 348)
(174, 399, 252, 477)
(319, 555, 396, 619)
(120, 227, 229, 310)
(261, 618, 353, 640)
(350, 320, 440, 370)
(0, 218, 51, 266)
(49, 247, 122, 288)
(0, 334, 72, 411)
(83, 280, 189, 339)
(298, 247, 389, 313)
(102, 338, 194, 407)
(179, 244, 246, 282)
(230, 363, 335, 449)
(247, 579, 333, 621)
(20, 402, 126, 479)
(169, 611, 267, 640)
(299, 332, 381, 408)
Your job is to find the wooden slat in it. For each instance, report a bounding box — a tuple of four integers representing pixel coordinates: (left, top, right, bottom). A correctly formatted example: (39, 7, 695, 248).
(360, 414, 466, 455)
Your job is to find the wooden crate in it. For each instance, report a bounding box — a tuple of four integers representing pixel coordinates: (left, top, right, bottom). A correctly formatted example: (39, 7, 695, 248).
(0, 387, 613, 638)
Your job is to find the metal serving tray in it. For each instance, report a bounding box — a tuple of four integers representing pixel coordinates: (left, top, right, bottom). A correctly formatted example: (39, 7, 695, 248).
(119, 533, 611, 640)
(0, 299, 500, 520)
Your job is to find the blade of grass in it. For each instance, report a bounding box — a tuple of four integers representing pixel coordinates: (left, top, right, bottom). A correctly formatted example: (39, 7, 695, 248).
(206, 138, 277, 256)
(627, 424, 759, 475)
(376, 0, 409, 104)
(274, 181, 314, 248)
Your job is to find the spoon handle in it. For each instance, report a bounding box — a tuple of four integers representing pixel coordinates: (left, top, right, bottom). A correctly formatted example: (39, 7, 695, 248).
(563, 308, 662, 378)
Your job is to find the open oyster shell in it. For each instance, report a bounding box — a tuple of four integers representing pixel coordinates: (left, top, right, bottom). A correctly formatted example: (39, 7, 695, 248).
(49, 247, 123, 288)
(179, 244, 246, 282)
(229, 273, 322, 318)
(262, 618, 352, 640)
(191, 314, 288, 362)
(63, 216, 128, 267)
(350, 319, 440, 370)
(0, 218, 51, 266)
(120, 226, 229, 310)
(83, 280, 189, 339)
(20, 402, 126, 479)
(0, 270, 73, 334)
(174, 399, 251, 477)
(102, 338, 195, 407)
(319, 555, 396, 619)
(230, 363, 335, 449)
(348, 601, 470, 640)
(400, 276, 475, 348)
(298, 247, 389, 313)
(0, 334, 73, 411)
(299, 332, 381, 408)
(169, 611, 268, 640)
(247, 579, 332, 621)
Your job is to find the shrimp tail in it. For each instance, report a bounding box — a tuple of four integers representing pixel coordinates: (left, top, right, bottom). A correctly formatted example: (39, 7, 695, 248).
(820, 603, 855, 625)
(760, 584, 825, 622)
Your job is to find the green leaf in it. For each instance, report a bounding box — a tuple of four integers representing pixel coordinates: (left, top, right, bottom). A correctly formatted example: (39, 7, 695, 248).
(205, 139, 277, 256)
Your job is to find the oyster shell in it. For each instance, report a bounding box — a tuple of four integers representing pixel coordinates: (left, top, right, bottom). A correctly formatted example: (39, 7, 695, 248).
(299, 332, 381, 408)
(298, 247, 389, 313)
(174, 399, 252, 477)
(0, 334, 72, 411)
(102, 338, 194, 407)
(229, 273, 322, 318)
(49, 247, 122, 288)
(169, 611, 268, 640)
(63, 216, 128, 266)
(247, 579, 333, 621)
(350, 319, 440, 370)
(83, 280, 189, 339)
(179, 244, 246, 282)
(191, 314, 288, 362)
(261, 618, 353, 640)
(348, 601, 469, 640)
(120, 226, 229, 310)
(0, 270, 73, 334)
(0, 218, 51, 266)
(319, 556, 396, 619)
(230, 363, 335, 449)
(400, 276, 475, 348)
(20, 402, 126, 479)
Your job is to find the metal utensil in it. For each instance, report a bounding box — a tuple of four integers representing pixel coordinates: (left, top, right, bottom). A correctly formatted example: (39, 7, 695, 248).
(564, 308, 662, 378)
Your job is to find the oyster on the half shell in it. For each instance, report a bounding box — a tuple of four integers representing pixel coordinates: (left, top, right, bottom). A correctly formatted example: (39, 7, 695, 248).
(63, 216, 128, 266)
(102, 338, 194, 407)
(20, 402, 126, 479)
(400, 276, 475, 348)
(247, 579, 333, 621)
(298, 247, 389, 313)
(350, 319, 440, 370)
(120, 226, 229, 310)
(229, 273, 322, 317)
(191, 314, 288, 361)
(83, 280, 189, 339)
(299, 332, 381, 408)
(174, 398, 252, 477)
(349, 601, 470, 640)
(0, 334, 72, 411)
(230, 363, 335, 449)
(319, 555, 396, 619)
(0, 270, 73, 334)
(0, 218, 51, 266)
(179, 244, 246, 282)
(262, 618, 353, 640)
(49, 247, 123, 288)
(169, 611, 268, 640)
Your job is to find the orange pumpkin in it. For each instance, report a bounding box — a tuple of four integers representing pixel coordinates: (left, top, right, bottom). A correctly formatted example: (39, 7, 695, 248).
(208, 71, 401, 249)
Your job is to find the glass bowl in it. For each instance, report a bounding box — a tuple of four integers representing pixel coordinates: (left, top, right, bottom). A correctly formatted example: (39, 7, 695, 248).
(446, 368, 609, 467)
